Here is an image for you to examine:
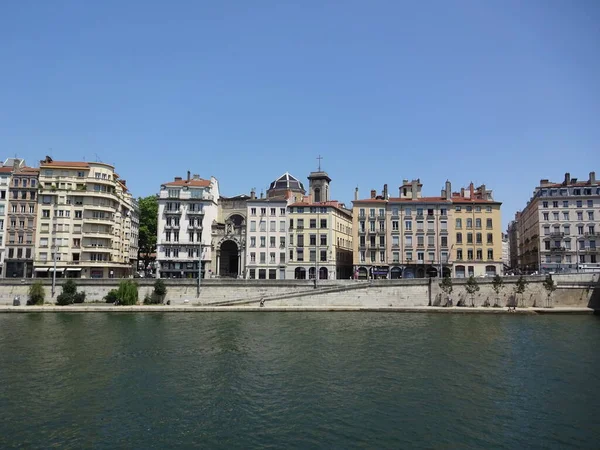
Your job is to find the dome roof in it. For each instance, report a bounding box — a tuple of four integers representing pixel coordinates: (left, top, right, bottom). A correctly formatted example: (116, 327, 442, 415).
(269, 172, 305, 192)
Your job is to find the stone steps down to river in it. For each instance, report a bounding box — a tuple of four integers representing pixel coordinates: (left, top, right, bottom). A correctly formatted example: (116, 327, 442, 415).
(204, 282, 373, 307)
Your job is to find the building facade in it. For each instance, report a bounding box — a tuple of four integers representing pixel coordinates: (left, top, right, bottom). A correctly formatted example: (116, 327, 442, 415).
(507, 217, 520, 271)
(245, 173, 306, 280)
(353, 180, 453, 279)
(33, 157, 137, 278)
(5, 162, 39, 278)
(451, 183, 503, 277)
(156, 173, 219, 278)
(211, 194, 249, 278)
(0, 165, 13, 277)
(516, 172, 599, 274)
(287, 171, 353, 280)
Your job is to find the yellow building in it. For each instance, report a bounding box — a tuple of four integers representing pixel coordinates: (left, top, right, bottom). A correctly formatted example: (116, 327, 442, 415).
(287, 170, 353, 279)
(451, 183, 502, 277)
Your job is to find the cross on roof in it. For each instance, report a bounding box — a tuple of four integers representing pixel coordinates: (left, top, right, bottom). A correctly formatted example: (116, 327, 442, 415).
(317, 155, 323, 171)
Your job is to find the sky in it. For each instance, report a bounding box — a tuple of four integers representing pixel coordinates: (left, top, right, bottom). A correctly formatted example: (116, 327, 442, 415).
(1, 0, 598, 229)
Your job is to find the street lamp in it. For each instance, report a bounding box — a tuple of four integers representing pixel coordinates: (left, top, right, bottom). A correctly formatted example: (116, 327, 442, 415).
(197, 227, 202, 297)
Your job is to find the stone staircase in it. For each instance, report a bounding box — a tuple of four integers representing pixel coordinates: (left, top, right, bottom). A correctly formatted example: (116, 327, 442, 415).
(202, 282, 372, 307)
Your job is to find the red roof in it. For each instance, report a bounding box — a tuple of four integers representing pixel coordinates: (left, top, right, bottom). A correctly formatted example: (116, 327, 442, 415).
(40, 161, 91, 168)
(0, 167, 13, 173)
(163, 178, 211, 187)
(289, 200, 343, 208)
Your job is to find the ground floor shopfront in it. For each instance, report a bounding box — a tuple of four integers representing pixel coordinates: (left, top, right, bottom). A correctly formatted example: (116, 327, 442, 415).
(353, 264, 453, 279)
(33, 265, 133, 279)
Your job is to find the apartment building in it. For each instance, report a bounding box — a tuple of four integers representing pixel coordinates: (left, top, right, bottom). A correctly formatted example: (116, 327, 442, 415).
(353, 180, 452, 279)
(245, 172, 306, 280)
(451, 183, 503, 277)
(5, 161, 39, 278)
(287, 170, 353, 280)
(517, 172, 599, 274)
(0, 165, 12, 276)
(34, 157, 137, 278)
(156, 173, 219, 278)
(507, 218, 520, 271)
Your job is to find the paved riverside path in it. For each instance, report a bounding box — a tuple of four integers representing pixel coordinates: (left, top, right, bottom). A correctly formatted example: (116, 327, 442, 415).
(0, 305, 595, 314)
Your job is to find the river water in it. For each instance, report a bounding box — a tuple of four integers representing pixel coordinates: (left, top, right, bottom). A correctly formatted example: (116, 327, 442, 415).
(1, 313, 599, 449)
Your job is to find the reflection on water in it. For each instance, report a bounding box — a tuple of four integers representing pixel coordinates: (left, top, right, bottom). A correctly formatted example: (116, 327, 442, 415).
(1, 313, 599, 449)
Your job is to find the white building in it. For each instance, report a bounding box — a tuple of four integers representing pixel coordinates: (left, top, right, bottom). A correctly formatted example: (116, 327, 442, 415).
(245, 173, 305, 280)
(156, 173, 219, 278)
(0, 165, 12, 277)
(34, 157, 138, 278)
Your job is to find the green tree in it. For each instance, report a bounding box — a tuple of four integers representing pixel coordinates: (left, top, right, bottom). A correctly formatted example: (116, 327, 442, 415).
(439, 276, 453, 306)
(542, 275, 556, 308)
(514, 276, 528, 308)
(138, 195, 158, 275)
(491, 274, 504, 307)
(465, 276, 480, 307)
(143, 279, 167, 304)
(27, 282, 45, 305)
(56, 280, 85, 305)
(116, 280, 139, 305)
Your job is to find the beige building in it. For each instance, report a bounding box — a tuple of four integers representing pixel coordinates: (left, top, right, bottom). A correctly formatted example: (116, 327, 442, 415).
(353, 180, 452, 279)
(34, 157, 138, 279)
(451, 183, 503, 277)
(287, 170, 353, 280)
(516, 172, 599, 274)
(211, 193, 250, 278)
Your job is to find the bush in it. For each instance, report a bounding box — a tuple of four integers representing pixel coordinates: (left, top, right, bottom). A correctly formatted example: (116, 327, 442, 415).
(56, 292, 74, 306)
(153, 279, 167, 297)
(62, 280, 77, 296)
(116, 280, 138, 305)
(27, 282, 45, 305)
(143, 292, 162, 305)
(105, 289, 119, 303)
(73, 292, 86, 304)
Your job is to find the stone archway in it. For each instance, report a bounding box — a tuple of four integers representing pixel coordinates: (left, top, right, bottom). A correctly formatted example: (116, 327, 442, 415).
(295, 267, 306, 279)
(219, 240, 239, 277)
(319, 267, 328, 280)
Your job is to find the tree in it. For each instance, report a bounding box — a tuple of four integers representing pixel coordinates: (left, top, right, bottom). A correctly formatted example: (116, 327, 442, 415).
(491, 274, 504, 307)
(542, 275, 556, 308)
(138, 195, 158, 275)
(116, 280, 139, 305)
(27, 282, 45, 305)
(465, 276, 480, 307)
(144, 279, 167, 305)
(56, 280, 86, 305)
(439, 276, 453, 306)
(514, 276, 528, 308)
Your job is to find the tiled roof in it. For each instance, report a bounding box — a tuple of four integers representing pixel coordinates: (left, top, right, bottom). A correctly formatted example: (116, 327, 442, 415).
(40, 161, 90, 168)
(451, 198, 501, 204)
(0, 167, 13, 173)
(389, 196, 451, 203)
(163, 179, 211, 187)
(289, 200, 343, 208)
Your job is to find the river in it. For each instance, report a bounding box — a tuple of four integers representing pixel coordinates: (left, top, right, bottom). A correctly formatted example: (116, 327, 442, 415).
(1, 312, 599, 449)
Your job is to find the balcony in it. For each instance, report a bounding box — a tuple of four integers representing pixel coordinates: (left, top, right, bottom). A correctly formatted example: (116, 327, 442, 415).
(82, 217, 114, 226)
(416, 229, 424, 234)
(550, 232, 565, 238)
(550, 247, 566, 252)
(584, 232, 599, 237)
(164, 208, 182, 215)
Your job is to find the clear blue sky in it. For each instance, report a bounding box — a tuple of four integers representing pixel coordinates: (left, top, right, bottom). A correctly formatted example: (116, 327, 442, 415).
(1, 0, 598, 229)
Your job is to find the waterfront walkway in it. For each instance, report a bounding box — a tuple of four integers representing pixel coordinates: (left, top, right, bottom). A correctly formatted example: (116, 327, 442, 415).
(0, 305, 594, 314)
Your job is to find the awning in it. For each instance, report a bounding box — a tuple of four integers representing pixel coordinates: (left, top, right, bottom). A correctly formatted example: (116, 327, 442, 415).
(49, 268, 66, 272)
(66, 268, 82, 272)
(34, 268, 49, 272)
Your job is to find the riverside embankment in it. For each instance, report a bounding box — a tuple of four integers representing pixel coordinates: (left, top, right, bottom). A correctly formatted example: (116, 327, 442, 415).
(1, 273, 598, 310)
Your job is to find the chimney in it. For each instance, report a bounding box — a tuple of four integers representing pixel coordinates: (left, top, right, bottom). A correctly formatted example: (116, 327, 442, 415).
(174, 176, 182, 182)
(354, 187, 359, 201)
(121, 180, 126, 186)
(480, 184, 486, 200)
(250, 189, 256, 200)
(370, 189, 376, 199)
(402, 179, 408, 186)
(411, 181, 417, 200)
(564, 172, 571, 185)
(445, 180, 451, 200)
(469, 182, 474, 198)
(383, 184, 388, 199)
(460, 187, 465, 197)
(590, 172, 596, 184)
(12, 159, 19, 171)
(187, 171, 191, 181)
(441, 188, 446, 198)
(193, 174, 200, 180)
(260, 191, 264, 199)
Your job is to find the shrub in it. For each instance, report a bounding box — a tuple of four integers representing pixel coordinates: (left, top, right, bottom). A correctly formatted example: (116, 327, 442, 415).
(116, 280, 138, 305)
(73, 292, 86, 304)
(105, 289, 119, 303)
(56, 292, 74, 306)
(143, 292, 162, 305)
(465, 276, 480, 307)
(27, 282, 45, 305)
(62, 280, 77, 296)
(153, 279, 167, 297)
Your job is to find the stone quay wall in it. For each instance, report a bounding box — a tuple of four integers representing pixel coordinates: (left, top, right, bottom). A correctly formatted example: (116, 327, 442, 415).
(0, 274, 598, 309)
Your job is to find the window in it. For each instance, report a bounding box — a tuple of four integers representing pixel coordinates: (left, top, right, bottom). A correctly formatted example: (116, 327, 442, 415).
(405, 208, 412, 216)
(310, 219, 317, 229)
(270, 237, 276, 248)
(455, 206, 461, 212)
(475, 218, 481, 229)
(457, 249, 463, 260)
(250, 237, 256, 247)
(476, 233, 482, 244)
(370, 221, 375, 232)
(467, 233, 473, 244)
(250, 208, 256, 216)
(456, 218, 462, 229)
(392, 220, 399, 231)
(280, 208, 286, 216)
(270, 253, 276, 263)
(42, 210, 50, 218)
(487, 233, 493, 244)
(260, 208, 266, 216)
(552, 201, 558, 208)
(405, 235, 413, 247)
(270, 221, 276, 232)
(250, 221, 256, 232)
(260, 237, 266, 247)
(280, 221, 286, 232)
(588, 211, 595, 220)
(417, 252, 424, 262)
(486, 219, 493, 229)
(456, 232, 462, 244)
(587, 200, 594, 207)
(467, 249, 473, 260)
(466, 206, 472, 212)
(259, 221, 266, 232)
(563, 212, 569, 220)
(359, 208, 365, 217)
(543, 212, 549, 221)
(405, 220, 412, 231)
(321, 234, 327, 246)
(270, 208, 276, 216)
(280, 236, 286, 248)
(320, 219, 327, 228)
(466, 218, 472, 229)
(260, 252, 266, 263)
(406, 251, 412, 261)
(576, 200, 583, 207)
(310, 250, 316, 262)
